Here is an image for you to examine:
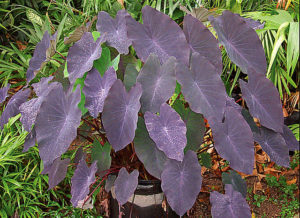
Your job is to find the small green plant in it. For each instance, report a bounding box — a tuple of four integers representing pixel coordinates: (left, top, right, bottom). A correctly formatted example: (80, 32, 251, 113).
(253, 194, 266, 207)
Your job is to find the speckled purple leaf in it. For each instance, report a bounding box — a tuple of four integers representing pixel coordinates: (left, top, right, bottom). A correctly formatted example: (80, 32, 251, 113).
(210, 106, 254, 174)
(114, 168, 139, 206)
(253, 126, 289, 167)
(71, 160, 98, 207)
(240, 72, 284, 133)
(209, 10, 267, 75)
(161, 151, 202, 216)
(134, 117, 167, 179)
(23, 128, 36, 152)
(281, 125, 299, 151)
(46, 157, 70, 190)
(35, 85, 82, 167)
(20, 77, 59, 131)
(243, 17, 265, 30)
(0, 84, 10, 104)
(97, 10, 132, 54)
(82, 67, 116, 118)
(183, 14, 222, 74)
(102, 80, 142, 151)
(67, 32, 106, 84)
(0, 89, 30, 129)
(27, 31, 57, 82)
(105, 175, 116, 193)
(210, 184, 251, 218)
(176, 52, 227, 121)
(144, 103, 186, 161)
(137, 54, 176, 113)
(126, 6, 189, 65)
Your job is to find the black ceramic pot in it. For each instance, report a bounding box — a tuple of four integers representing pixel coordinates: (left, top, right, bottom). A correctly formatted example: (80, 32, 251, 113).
(110, 180, 179, 218)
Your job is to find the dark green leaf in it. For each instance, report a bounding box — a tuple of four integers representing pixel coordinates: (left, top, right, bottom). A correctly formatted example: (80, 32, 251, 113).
(222, 170, 247, 197)
(91, 140, 111, 176)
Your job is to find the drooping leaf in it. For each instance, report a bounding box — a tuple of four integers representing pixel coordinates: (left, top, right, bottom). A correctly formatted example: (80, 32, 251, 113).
(102, 80, 142, 151)
(64, 21, 93, 44)
(126, 5, 190, 65)
(67, 32, 106, 84)
(27, 31, 57, 82)
(134, 117, 167, 179)
(0, 89, 30, 129)
(35, 85, 82, 167)
(0, 84, 10, 103)
(91, 140, 111, 175)
(71, 160, 98, 207)
(144, 103, 187, 161)
(97, 10, 132, 54)
(82, 67, 117, 118)
(114, 168, 139, 206)
(209, 10, 267, 75)
(210, 106, 254, 175)
(240, 73, 284, 133)
(281, 125, 299, 151)
(172, 100, 205, 152)
(161, 150, 202, 216)
(241, 108, 260, 134)
(183, 14, 222, 74)
(20, 77, 59, 131)
(210, 184, 251, 218)
(253, 126, 289, 167)
(124, 63, 139, 91)
(222, 170, 247, 197)
(23, 128, 36, 152)
(73, 147, 87, 164)
(45, 157, 70, 190)
(105, 175, 116, 192)
(137, 54, 176, 113)
(176, 52, 227, 121)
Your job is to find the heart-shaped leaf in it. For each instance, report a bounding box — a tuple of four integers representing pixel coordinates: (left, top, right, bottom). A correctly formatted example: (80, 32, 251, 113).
(71, 160, 98, 207)
(161, 150, 202, 216)
(114, 167, 139, 206)
(0, 84, 10, 104)
(209, 10, 267, 75)
(35, 85, 82, 166)
(134, 117, 167, 179)
(210, 106, 254, 175)
(281, 125, 299, 151)
(137, 54, 176, 113)
(126, 6, 190, 65)
(240, 72, 284, 133)
(45, 157, 70, 190)
(97, 10, 132, 54)
(210, 184, 251, 218)
(91, 140, 111, 175)
(102, 80, 142, 151)
(23, 128, 36, 152)
(183, 14, 222, 74)
(176, 52, 227, 121)
(82, 67, 117, 118)
(0, 89, 30, 129)
(222, 170, 247, 197)
(144, 103, 187, 161)
(67, 32, 106, 84)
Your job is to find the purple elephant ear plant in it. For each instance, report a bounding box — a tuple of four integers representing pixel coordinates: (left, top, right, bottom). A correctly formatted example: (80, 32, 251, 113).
(0, 5, 298, 217)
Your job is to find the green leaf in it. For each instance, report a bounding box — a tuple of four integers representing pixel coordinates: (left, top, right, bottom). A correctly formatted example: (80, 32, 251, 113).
(92, 31, 101, 41)
(198, 152, 212, 168)
(222, 170, 247, 197)
(93, 47, 111, 76)
(91, 141, 111, 175)
(124, 63, 139, 91)
(56, 14, 68, 42)
(73, 73, 88, 115)
(111, 54, 120, 71)
(286, 22, 299, 75)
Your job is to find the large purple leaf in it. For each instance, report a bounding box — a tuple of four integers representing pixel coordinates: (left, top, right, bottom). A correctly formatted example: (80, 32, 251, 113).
(96, 10, 132, 54)
(210, 184, 251, 218)
(0, 89, 30, 129)
(126, 6, 190, 65)
(176, 52, 227, 121)
(137, 54, 176, 113)
(253, 126, 289, 167)
(23, 128, 36, 152)
(144, 103, 187, 161)
(243, 17, 265, 30)
(239, 72, 284, 133)
(226, 96, 242, 113)
(27, 31, 57, 82)
(0, 84, 10, 104)
(209, 10, 267, 75)
(102, 80, 142, 151)
(71, 160, 98, 207)
(67, 32, 106, 84)
(134, 117, 167, 179)
(82, 67, 117, 118)
(210, 106, 254, 174)
(161, 150, 202, 216)
(183, 14, 222, 74)
(281, 125, 299, 151)
(114, 167, 139, 205)
(35, 85, 82, 167)
(20, 77, 59, 131)
(45, 157, 70, 190)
